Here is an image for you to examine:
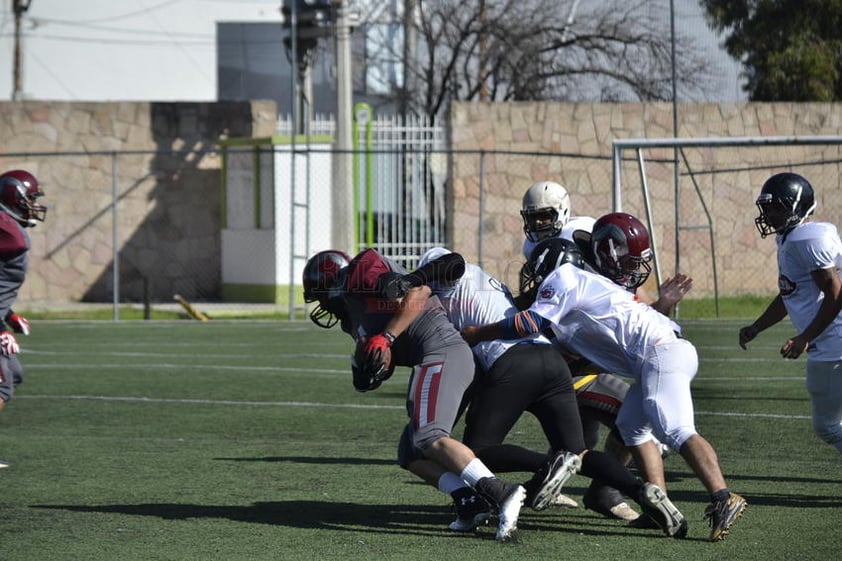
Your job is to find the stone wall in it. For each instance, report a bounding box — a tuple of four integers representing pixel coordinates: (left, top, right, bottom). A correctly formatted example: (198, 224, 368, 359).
(448, 102, 842, 297)
(2, 99, 841, 305)
(0, 100, 277, 304)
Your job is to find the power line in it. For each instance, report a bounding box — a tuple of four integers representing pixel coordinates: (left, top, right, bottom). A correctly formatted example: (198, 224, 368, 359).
(50, 0, 186, 25)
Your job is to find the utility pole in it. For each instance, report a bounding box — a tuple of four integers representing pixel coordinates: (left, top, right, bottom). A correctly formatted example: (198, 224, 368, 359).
(332, 0, 355, 254)
(12, 0, 32, 101)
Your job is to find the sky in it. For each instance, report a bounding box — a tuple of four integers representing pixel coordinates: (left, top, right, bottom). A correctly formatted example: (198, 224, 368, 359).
(0, 0, 746, 103)
(0, 0, 284, 101)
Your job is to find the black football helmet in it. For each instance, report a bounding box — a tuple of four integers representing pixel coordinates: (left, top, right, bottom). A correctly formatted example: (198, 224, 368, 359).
(0, 169, 47, 227)
(302, 250, 350, 328)
(519, 237, 585, 296)
(591, 212, 652, 290)
(755, 172, 816, 238)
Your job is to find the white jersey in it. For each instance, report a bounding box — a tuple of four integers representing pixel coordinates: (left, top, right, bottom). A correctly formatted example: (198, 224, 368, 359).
(529, 262, 679, 381)
(431, 261, 549, 372)
(778, 221, 842, 361)
(522, 215, 597, 259)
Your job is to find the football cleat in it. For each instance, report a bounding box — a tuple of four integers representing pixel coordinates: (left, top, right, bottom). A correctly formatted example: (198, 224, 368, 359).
(0, 459, 9, 469)
(449, 487, 491, 532)
(636, 482, 688, 538)
(475, 477, 527, 542)
(549, 493, 579, 508)
(495, 484, 526, 542)
(529, 451, 582, 511)
(583, 485, 640, 521)
(705, 492, 747, 542)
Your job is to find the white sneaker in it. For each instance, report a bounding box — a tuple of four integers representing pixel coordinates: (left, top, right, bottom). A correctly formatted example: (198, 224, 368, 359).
(496, 484, 526, 542)
(0, 459, 9, 469)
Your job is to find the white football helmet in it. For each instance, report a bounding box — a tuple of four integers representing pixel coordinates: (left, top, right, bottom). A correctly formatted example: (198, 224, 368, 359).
(520, 181, 571, 242)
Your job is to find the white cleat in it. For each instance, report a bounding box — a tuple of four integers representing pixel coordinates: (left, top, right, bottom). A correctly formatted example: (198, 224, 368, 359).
(531, 451, 582, 511)
(496, 484, 526, 542)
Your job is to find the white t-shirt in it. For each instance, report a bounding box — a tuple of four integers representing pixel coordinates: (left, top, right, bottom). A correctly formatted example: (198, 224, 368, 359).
(528, 262, 678, 380)
(777, 221, 842, 360)
(522, 215, 597, 259)
(430, 260, 549, 372)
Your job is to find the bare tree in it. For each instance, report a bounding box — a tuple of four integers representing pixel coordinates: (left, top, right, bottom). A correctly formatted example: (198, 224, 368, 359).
(364, 0, 716, 122)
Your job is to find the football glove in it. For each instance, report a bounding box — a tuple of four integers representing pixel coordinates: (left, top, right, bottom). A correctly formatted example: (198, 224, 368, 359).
(6, 313, 30, 336)
(0, 331, 19, 356)
(352, 334, 395, 392)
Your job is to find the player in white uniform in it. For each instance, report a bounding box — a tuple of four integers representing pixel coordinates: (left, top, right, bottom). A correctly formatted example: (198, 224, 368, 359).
(739, 172, 842, 454)
(463, 220, 748, 542)
(520, 183, 687, 517)
(419, 247, 689, 537)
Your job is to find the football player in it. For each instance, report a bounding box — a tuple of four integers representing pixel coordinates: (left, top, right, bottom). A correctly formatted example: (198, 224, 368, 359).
(303, 247, 533, 541)
(520, 182, 691, 518)
(418, 246, 690, 537)
(0, 169, 47, 469)
(739, 172, 842, 455)
(463, 215, 748, 542)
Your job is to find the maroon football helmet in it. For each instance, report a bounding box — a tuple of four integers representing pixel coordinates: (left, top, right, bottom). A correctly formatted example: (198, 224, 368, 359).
(591, 212, 652, 290)
(0, 169, 47, 227)
(302, 250, 351, 328)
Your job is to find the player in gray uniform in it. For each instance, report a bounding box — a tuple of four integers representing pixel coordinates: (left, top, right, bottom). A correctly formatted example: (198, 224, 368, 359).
(740, 172, 842, 455)
(0, 169, 47, 468)
(303, 248, 529, 541)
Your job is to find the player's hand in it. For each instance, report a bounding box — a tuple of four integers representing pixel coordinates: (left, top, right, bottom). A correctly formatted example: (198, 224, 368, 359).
(0, 331, 19, 355)
(658, 273, 693, 309)
(364, 333, 392, 357)
(460, 326, 480, 347)
(780, 335, 809, 359)
(738, 324, 759, 350)
(7, 313, 30, 335)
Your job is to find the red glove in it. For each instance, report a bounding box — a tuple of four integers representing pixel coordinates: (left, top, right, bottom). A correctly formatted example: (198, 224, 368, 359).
(7, 313, 30, 336)
(363, 333, 393, 358)
(0, 331, 19, 356)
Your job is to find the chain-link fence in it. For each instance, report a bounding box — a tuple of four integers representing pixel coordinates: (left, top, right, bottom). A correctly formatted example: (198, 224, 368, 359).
(612, 136, 842, 306)
(1, 148, 226, 313)
(5, 135, 842, 318)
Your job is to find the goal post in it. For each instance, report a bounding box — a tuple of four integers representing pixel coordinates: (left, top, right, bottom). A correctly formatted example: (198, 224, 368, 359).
(611, 135, 842, 317)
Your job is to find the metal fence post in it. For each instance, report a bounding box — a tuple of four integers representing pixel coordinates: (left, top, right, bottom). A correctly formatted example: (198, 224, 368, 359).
(111, 152, 120, 321)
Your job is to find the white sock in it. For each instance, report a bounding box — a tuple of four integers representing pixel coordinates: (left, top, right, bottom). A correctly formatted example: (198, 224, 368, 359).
(459, 458, 495, 487)
(438, 472, 469, 495)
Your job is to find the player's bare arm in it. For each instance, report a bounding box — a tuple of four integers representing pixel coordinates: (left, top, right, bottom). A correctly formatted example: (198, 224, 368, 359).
(739, 294, 787, 349)
(381, 285, 431, 339)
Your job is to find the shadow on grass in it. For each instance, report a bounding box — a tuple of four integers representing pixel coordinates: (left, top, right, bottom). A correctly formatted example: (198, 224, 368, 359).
(32, 501, 449, 534)
(31, 501, 684, 541)
(212, 456, 395, 466)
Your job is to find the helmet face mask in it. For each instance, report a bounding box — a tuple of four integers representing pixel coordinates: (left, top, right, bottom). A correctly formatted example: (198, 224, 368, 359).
(521, 181, 571, 242)
(755, 172, 816, 238)
(591, 213, 653, 291)
(0, 170, 47, 227)
(302, 250, 351, 328)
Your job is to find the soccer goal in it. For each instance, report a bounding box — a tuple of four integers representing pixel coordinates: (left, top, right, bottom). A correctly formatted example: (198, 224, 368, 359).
(611, 135, 842, 316)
